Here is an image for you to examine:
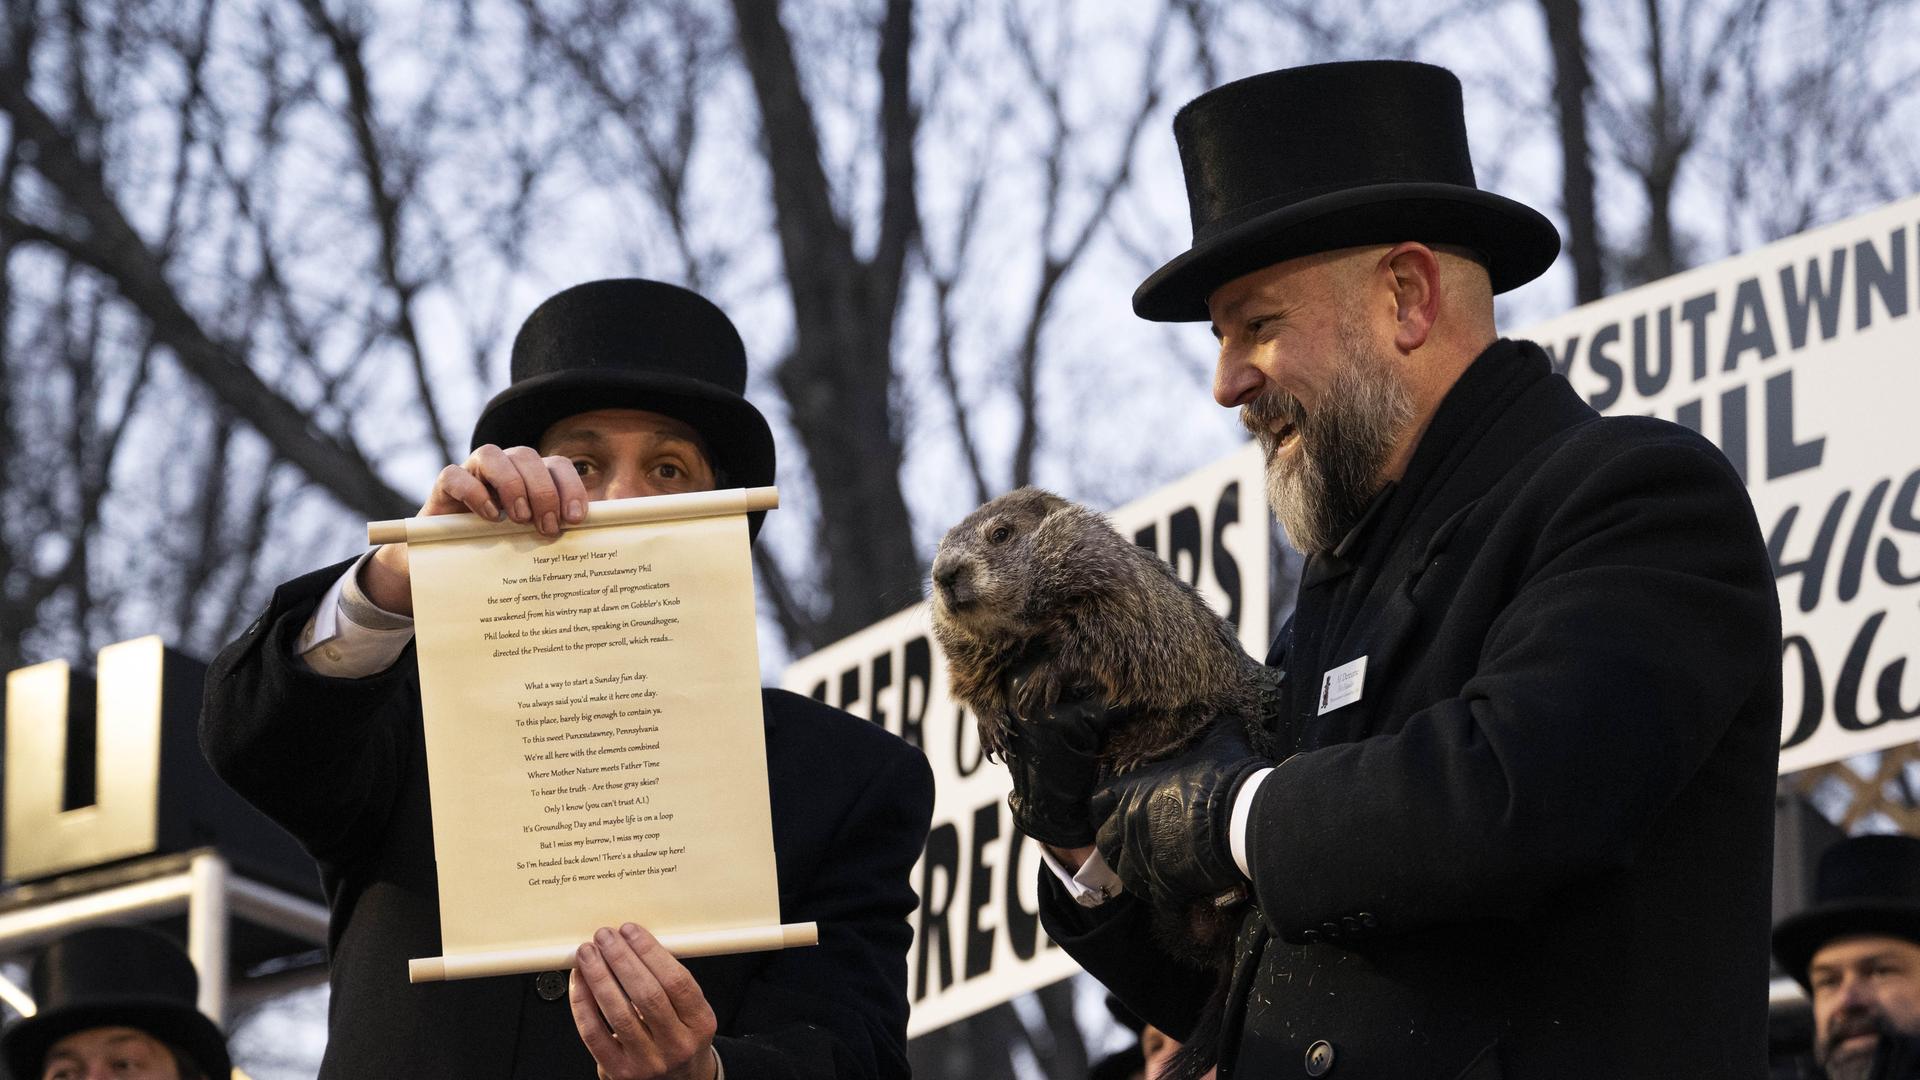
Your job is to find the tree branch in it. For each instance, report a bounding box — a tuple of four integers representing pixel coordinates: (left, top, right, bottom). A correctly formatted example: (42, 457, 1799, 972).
(0, 75, 414, 519)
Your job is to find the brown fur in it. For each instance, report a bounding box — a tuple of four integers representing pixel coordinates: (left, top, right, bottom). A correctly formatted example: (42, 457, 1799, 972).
(929, 487, 1281, 1080)
(930, 487, 1280, 773)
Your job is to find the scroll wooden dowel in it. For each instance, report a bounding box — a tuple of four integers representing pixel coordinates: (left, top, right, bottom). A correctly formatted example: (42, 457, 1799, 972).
(369, 486, 780, 546)
(408, 921, 818, 983)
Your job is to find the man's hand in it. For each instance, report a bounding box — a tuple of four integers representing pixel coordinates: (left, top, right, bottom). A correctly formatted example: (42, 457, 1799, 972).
(1001, 674, 1122, 850)
(1090, 719, 1265, 906)
(362, 444, 588, 614)
(570, 923, 720, 1080)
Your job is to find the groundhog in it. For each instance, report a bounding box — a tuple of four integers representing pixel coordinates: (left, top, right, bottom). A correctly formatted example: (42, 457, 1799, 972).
(929, 486, 1280, 1080)
(929, 486, 1281, 775)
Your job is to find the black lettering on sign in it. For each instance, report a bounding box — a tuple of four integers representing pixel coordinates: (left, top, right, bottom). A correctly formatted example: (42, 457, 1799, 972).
(870, 652, 894, 733)
(1770, 468, 1920, 611)
(808, 637, 932, 751)
(1542, 334, 1579, 378)
(1765, 370, 1825, 481)
(1681, 292, 1718, 382)
(1780, 613, 1920, 752)
(1168, 507, 1204, 587)
(1722, 277, 1778, 372)
(1721, 384, 1750, 484)
(1632, 309, 1673, 398)
(964, 801, 1000, 979)
(1770, 492, 1850, 614)
(1855, 227, 1909, 330)
(1129, 486, 1251, 634)
(839, 666, 861, 716)
(900, 637, 931, 749)
(915, 822, 960, 1001)
(1883, 473, 1920, 586)
(1212, 483, 1243, 627)
(1587, 321, 1623, 410)
(953, 703, 985, 779)
(1833, 611, 1920, 730)
(1839, 481, 1892, 604)
(1779, 247, 1847, 348)
(1781, 635, 1824, 751)
(1003, 827, 1041, 961)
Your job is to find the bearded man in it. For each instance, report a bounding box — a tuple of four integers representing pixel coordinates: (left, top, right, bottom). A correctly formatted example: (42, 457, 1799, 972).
(1012, 61, 1783, 1078)
(1775, 834, 1920, 1080)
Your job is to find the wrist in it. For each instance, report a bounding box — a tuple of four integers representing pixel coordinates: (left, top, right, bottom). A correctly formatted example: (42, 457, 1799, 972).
(1043, 843, 1097, 874)
(361, 544, 414, 616)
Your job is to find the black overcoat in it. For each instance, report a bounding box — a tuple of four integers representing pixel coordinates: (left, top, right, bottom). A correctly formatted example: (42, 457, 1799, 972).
(201, 561, 934, 1080)
(1045, 340, 1782, 1079)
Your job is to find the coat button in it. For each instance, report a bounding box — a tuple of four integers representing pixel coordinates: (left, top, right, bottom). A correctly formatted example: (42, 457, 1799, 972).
(1358, 912, 1379, 928)
(1305, 1039, 1335, 1076)
(535, 970, 568, 1001)
(1320, 921, 1342, 939)
(1301, 929, 1323, 944)
(1340, 916, 1363, 934)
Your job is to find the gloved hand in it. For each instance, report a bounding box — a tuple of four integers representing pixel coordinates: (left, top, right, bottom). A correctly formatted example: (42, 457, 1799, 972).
(1090, 719, 1265, 905)
(1000, 669, 1121, 849)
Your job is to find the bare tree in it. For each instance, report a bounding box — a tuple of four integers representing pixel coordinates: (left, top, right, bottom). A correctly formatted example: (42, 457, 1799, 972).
(1539, 0, 1605, 303)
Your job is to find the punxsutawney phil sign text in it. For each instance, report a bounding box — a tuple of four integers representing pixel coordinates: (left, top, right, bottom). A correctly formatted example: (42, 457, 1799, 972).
(1518, 194, 1920, 775)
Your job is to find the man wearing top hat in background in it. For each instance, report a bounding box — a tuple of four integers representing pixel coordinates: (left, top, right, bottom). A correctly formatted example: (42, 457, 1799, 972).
(1009, 61, 1783, 1077)
(1775, 834, 1920, 1080)
(1, 926, 230, 1080)
(199, 280, 934, 1080)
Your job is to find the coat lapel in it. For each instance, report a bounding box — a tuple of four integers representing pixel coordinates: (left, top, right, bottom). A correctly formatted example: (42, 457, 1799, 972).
(1306, 341, 1596, 739)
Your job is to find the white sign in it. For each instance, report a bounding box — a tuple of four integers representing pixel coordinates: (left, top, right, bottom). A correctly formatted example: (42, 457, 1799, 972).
(781, 445, 1269, 1036)
(1518, 195, 1920, 774)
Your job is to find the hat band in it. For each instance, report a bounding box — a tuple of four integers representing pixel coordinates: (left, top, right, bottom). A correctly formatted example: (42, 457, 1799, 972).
(1191, 178, 1446, 243)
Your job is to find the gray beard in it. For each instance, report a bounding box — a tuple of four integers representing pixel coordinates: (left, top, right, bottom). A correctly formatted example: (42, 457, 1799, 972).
(1241, 318, 1414, 556)
(1824, 1054, 1875, 1080)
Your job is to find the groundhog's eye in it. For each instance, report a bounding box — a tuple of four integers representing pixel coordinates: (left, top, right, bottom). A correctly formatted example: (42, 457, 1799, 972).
(988, 524, 1012, 545)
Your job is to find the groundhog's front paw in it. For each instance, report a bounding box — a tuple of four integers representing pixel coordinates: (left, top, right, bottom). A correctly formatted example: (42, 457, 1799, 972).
(1011, 662, 1068, 722)
(976, 709, 1014, 762)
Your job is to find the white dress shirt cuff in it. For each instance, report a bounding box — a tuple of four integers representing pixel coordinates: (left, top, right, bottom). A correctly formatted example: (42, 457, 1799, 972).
(1229, 767, 1274, 879)
(295, 552, 416, 677)
(1040, 845, 1125, 908)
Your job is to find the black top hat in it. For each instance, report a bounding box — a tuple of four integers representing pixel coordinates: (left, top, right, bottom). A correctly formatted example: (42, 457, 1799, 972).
(1773, 834, 1920, 990)
(470, 279, 776, 538)
(1133, 60, 1561, 322)
(1, 926, 231, 1079)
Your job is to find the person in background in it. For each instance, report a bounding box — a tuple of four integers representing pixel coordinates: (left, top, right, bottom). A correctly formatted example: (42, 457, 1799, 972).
(0, 926, 229, 1080)
(1775, 834, 1920, 1080)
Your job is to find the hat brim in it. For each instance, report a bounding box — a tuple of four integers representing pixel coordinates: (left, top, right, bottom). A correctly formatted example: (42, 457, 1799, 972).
(1772, 899, 1920, 990)
(471, 370, 777, 540)
(2, 1000, 231, 1079)
(1132, 182, 1561, 322)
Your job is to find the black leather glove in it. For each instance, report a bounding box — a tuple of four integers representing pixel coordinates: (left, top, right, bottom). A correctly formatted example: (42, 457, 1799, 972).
(1000, 674, 1120, 849)
(1090, 719, 1265, 905)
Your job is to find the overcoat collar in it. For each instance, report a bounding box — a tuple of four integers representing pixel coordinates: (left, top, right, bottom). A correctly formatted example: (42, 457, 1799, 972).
(1324, 339, 1596, 679)
(1273, 339, 1596, 679)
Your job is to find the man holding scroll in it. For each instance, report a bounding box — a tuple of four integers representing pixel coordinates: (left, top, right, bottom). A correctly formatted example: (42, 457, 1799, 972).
(201, 279, 934, 1080)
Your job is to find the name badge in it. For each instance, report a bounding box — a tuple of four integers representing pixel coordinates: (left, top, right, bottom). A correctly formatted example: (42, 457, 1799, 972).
(1318, 655, 1367, 715)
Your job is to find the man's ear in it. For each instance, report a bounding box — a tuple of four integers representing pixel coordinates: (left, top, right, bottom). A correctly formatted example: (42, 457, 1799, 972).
(1380, 243, 1441, 353)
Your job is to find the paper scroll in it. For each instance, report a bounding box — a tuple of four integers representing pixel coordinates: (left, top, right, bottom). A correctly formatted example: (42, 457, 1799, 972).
(380, 487, 808, 982)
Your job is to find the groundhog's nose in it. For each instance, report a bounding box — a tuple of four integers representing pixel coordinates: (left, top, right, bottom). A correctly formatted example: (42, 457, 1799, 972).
(932, 559, 973, 606)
